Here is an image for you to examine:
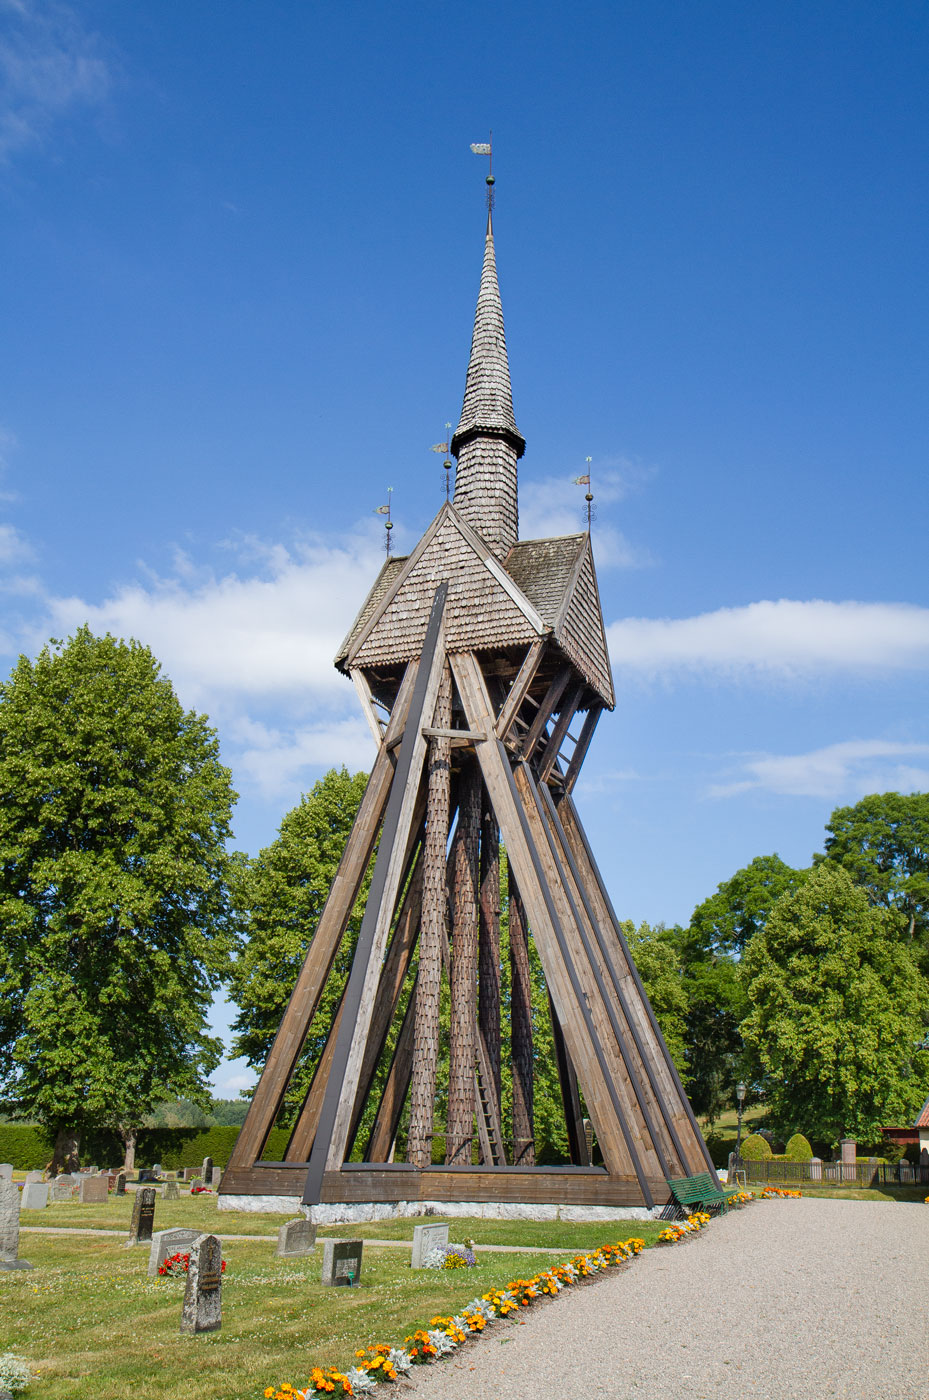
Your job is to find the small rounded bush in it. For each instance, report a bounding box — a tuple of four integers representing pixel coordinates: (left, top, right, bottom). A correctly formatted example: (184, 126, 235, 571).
(784, 1133, 813, 1161)
(739, 1132, 773, 1161)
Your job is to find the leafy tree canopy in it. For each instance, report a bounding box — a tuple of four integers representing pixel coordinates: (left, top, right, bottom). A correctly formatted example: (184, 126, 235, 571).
(620, 921, 689, 1078)
(821, 791, 929, 952)
(685, 853, 807, 960)
(740, 863, 929, 1145)
(0, 628, 238, 1168)
(229, 767, 370, 1120)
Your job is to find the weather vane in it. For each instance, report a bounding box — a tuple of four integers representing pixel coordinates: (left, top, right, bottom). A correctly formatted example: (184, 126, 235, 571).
(373, 487, 394, 557)
(430, 424, 453, 500)
(470, 133, 494, 211)
(573, 457, 594, 529)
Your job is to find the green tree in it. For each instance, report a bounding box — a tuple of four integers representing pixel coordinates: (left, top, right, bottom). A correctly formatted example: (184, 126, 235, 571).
(740, 863, 929, 1144)
(621, 921, 689, 1077)
(229, 767, 370, 1123)
(686, 854, 806, 960)
(821, 792, 929, 952)
(0, 628, 237, 1172)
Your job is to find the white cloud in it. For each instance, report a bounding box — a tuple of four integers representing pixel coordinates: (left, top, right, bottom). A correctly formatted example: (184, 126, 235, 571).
(709, 739, 929, 801)
(0, 522, 33, 565)
(519, 463, 652, 568)
(0, 0, 111, 160)
(44, 532, 385, 708)
(608, 600, 929, 677)
(234, 715, 376, 800)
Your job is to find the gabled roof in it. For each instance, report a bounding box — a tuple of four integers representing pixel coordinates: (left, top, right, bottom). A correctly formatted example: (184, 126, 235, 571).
(335, 511, 615, 708)
(917, 1093, 929, 1129)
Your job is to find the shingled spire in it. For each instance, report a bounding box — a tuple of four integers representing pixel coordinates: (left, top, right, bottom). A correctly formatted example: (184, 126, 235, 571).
(451, 210, 526, 559)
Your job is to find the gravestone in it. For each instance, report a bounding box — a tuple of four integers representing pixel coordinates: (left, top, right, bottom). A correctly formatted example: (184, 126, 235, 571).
(180, 1233, 223, 1334)
(79, 1176, 108, 1204)
(0, 1165, 12, 1182)
(0, 1178, 31, 1271)
(148, 1227, 200, 1277)
(164, 1178, 180, 1201)
(50, 1175, 77, 1202)
(183, 1167, 198, 1182)
(411, 1221, 449, 1269)
(209, 1166, 222, 1189)
(21, 1182, 48, 1211)
(127, 1187, 157, 1246)
(115, 1173, 127, 1196)
(25, 1171, 43, 1185)
(138, 1168, 156, 1183)
(276, 1217, 316, 1257)
(200, 1156, 213, 1184)
(321, 1239, 363, 1287)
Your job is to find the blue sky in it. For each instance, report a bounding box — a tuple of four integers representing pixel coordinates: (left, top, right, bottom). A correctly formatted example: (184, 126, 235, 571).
(2, 1, 927, 1096)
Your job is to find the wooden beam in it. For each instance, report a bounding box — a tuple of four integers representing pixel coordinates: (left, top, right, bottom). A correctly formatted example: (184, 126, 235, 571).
(563, 706, 602, 794)
(450, 652, 650, 1195)
(520, 665, 572, 762)
(422, 727, 486, 742)
(350, 668, 386, 749)
(549, 992, 589, 1165)
(225, 660, 419, 1175)
(494, 638, 547, 743)
(537, 681, 585, 785)
(302, 584, 449, 1203)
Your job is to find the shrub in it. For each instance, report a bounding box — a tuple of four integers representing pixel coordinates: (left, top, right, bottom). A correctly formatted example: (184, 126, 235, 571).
(739, 1133, 773, 1161)
(784, 1133, 813, 1161)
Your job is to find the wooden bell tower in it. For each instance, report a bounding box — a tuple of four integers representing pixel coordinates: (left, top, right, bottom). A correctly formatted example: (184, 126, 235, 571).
(221, 200, 716, 1214)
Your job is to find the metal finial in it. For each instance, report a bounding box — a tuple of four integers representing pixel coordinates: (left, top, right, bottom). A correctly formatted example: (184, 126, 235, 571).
(431, 429, 453, 501)
(574, 457, 594, 529)
(374, 488, 394, 556)
(470, 133, 494, 213)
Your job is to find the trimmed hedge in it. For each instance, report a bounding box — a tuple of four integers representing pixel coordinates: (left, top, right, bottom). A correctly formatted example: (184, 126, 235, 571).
(0, 1123, 291, 1172)
(739, 1132, 773, 1161)
(784, 1133, 813, 1161)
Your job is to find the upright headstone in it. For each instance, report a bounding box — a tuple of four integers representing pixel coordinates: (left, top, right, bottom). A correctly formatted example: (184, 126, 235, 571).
(21, 1182, 49, 1211)
(321, 1238, 363, 1287)
(200, 1157, 213, 1185)
(24, 1171, 43, 1185)
(164, 1178, 180, 1201)
(276, 1217, 317, 1257)
(209, 1166, 222, 1190)
(183, 1167, 198, 1182)
(180, 1233, 223, 1334)
(138, 1168, 156, 1183)
(411, 1221, 449, 1269)
(148, 1227, 200, 1277)
(0, 1165, 12, 1182)
(115, 1172, 127, 1196)
(50, 1175, 77, 1202)
(840, 1137, 857, 1182)
(127, 1187, 157, 1246)
(0, 1178, 31, 1271)
(79, 1176, 108, 1204)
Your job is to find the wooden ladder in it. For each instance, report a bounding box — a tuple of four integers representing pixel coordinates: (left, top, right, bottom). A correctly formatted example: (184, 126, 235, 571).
(473, 1030, 504, 1167)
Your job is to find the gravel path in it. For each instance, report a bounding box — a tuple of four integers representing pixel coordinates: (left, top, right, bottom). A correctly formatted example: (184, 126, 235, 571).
(406, 1198, 929, 1400)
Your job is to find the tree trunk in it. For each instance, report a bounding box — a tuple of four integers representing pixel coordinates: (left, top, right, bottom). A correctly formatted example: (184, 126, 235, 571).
(509, 869, 535, 1165)
(121, 1129, 137, 1174)
(407, 663, 452, 1169)
(48, 1127, 81, 1176)
(446, 758, 481, 1165)
(478, 796, 502, 1145)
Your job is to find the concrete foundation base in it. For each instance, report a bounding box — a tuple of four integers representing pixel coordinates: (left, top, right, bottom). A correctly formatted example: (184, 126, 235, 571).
(217, 1195, 663, 1224)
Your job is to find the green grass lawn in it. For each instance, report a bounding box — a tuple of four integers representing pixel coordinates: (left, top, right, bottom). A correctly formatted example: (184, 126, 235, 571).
(6, 1196, 661, 1400)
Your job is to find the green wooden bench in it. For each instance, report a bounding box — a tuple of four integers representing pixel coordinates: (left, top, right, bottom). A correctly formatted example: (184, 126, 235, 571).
(664, 1171, 741, 1218)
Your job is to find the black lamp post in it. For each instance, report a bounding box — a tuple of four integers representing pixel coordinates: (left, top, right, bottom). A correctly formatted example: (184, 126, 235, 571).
(735, 1081, 747, 1161)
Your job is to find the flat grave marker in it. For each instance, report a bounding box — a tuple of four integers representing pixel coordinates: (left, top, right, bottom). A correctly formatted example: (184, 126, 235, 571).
(411, 1221, 449, 1268)
(149, 1227, 200, 1277)
(0, 1178, 31, 1271)
(180, 1233, 223, 1334)
(276, 1217, 316, 1257)
(127, 1186, 157, 1246)
(321, 1239, 363, 1287)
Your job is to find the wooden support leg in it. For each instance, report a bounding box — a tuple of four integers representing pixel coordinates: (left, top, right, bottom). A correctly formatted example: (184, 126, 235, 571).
(302, 585, 448, 1204)
(478, 793, 502, 1137)
(446, 757, 481, 1166)
(508, 869, 535, 1166)
(407, 663, 452, 1168)
(225, 660, 419, 1175)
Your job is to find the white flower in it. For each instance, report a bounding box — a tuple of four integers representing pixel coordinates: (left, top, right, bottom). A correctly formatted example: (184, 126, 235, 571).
(427, 1329, 457, 1356)
(0, 1355, 32, 1394)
